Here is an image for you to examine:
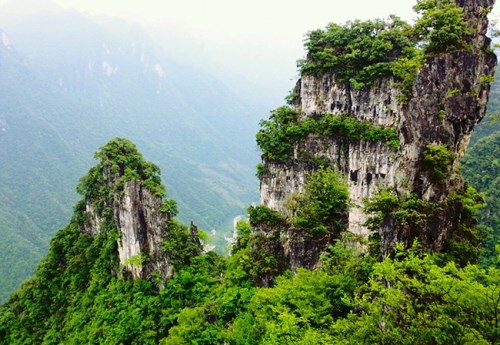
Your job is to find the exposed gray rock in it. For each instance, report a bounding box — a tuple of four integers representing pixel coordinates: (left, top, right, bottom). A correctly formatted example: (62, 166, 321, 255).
(81, 177, 174, 282)
(258, 0, 496, 269)
(79, 157, 180, 284)
(114, 180, 173, 281)
(299, 74, 399, 127)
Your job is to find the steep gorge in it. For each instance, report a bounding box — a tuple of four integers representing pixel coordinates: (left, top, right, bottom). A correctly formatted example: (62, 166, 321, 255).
(0, 1, 499, 341)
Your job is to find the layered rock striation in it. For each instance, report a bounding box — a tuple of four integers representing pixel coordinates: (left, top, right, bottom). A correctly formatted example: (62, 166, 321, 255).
(257, 0, 496, 269)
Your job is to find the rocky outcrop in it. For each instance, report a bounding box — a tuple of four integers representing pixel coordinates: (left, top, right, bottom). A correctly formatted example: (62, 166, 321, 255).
(261, 137, 397, 237)
(258, 0, 496, 268)
(81, 173, 174, 282)
(114, 180, 172, 281)
(78, 138, 201, 284)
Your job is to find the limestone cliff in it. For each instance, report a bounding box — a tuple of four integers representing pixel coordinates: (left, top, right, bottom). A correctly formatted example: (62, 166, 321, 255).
(256, 0, 496, 270)
(78, 138, 201, 283)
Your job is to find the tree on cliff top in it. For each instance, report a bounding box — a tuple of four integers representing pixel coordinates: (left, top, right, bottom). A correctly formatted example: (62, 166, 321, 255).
(300, 0, 475, 89)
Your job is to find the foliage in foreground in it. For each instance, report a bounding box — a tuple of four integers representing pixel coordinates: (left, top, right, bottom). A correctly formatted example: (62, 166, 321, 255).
(1, 227, 498, 345)
(333, 243, 500, 345)
(0, 132, 498, 344)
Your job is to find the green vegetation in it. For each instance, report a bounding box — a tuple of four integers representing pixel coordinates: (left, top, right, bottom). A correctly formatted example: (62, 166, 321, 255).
(160, 199, 179, 217)
(255, 163, 269, 179)
(256, 106, 399, 161)
(413, 0, 472, 54)
(232, 220, 253, 254)
(248, 205, 286, 228)
(481, 73, 496, 84)
(284, 91, 299, 105)
(255, 106, 300, 161)
(442, 185, 486, 266)
(422, 144, 455, 182)
(0, 138, 206, 343)
(299, 16, 416, 88)
(245, 168, 350, 283)
(364, 190, 437, 231)
(230, 239, 371, 344)
(78, 138, 167, 200)
(289, 168, 349, 236)
(0, 134, 498, 344)
(463, 130, 500, 268)
(0, 7, 263, 302)
(2, 214, 497, 344)
(364, 189, 438, 257)
(163, 220, 203, 270)
(124, 254, 147, 267)
(1, 0, 499, 343)
(250, 168, 350, 240)
(333, 243, 499, 344)
(391, 50, 425, 101)
(364, 183, 485, 266)
(446, 88, 461, 98)
(299, 0, 473, 98)
(460, 71, 500, 268)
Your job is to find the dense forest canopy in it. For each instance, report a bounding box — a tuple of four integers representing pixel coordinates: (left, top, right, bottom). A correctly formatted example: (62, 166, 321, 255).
(0, 136, 498, 344)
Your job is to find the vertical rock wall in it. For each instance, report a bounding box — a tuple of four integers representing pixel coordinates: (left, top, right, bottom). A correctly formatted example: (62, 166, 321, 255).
(80, 164, 175, 282)
(114, 180, 173, 281)
(259, 0, 496, 266)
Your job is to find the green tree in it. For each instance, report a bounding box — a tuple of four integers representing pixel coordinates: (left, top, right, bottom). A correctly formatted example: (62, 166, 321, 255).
(290, 168, 349, 236)
(422, 143, 455, 182)
(300, 17, 415, 88)
(413, 0, 472, 54)
(332, 243, 500, 344)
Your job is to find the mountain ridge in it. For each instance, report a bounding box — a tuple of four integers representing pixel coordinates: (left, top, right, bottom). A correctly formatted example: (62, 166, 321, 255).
(0, 2, 265, 302)
(0, 0, 498, 343)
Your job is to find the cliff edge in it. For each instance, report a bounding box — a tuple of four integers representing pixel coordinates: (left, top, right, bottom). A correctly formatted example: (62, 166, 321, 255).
(255, 0, 497, 274)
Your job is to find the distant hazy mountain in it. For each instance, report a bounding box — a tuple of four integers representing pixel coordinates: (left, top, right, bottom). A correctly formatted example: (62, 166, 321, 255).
(0, 0, 267, 302)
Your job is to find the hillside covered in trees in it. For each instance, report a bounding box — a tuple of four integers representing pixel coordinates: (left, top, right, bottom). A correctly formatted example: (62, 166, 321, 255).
(0, 137, 497, 344)
(0, 0, 264, 303)
(0, 0, 499, 344)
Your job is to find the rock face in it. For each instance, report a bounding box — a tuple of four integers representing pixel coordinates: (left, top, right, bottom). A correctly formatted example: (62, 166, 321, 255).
(114, 180, 172, 281)
(258, 0, 496, 268)
(81, 170, 174, 281)
(76, 139, 202, 284)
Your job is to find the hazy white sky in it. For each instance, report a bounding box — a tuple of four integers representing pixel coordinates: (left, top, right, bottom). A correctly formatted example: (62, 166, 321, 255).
(1, 0, 498, 105)
(51, 0, 421, 102)
(52, 0, 417, 25)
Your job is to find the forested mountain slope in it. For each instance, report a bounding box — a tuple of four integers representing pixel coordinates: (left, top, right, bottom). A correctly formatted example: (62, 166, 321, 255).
(0, 0, 498, 344)
(463, 112, 500, 266)
(0, 139, 497, 344)
(0, 1, 265, 302)
(0, 38, 105, 301)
